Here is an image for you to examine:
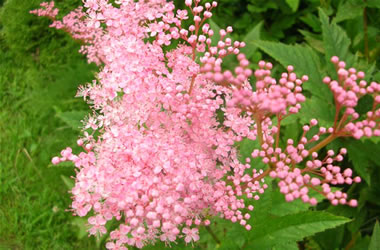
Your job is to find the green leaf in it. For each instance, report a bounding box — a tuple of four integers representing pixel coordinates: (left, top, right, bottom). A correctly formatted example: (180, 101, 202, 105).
(271, 187, 311, 216)
(298, 95, 335, 128)
(300, 13, 322, 33)
(272, 241, 299, 250)
(299, 29, 325, 54)
(246, 211, 350, 249)
(319, 8, 354, 74)
(369, 221, 380, 250)
(281, 118, 301, 144)
(249, 180, 274, 224)
(271, 180, 330, 217)
(367, 0, 380, 8)
(209, 19, 232, 47)
(313, 225, 345, 250)
(346, 140, 380, 185)
(285, 0, 300, 12)
(60, 175, 75, 189)
(240, 21, 263, 59)
(334, 0, 365, 23)
(56, 110, 87, 131)
(351, 235, 371, 250)
(255, 41, 330, 99)
(237, 138, 265, 169)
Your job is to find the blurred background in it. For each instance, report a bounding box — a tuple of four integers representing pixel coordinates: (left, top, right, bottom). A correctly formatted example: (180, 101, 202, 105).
(1, 0, 379, 249)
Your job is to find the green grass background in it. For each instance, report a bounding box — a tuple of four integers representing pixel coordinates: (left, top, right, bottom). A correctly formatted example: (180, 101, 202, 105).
(0, 0, 101, 248)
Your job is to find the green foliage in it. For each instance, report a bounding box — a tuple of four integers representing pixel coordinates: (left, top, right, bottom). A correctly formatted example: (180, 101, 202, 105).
(255, 41, 327, 97)
(246, 211, 350, 249)
(56, 110, 88, 131)
(346, 140, 380, 185)
(1, 0, 379, 249)
(319, 8, 354, 75)
(369, 221, 380, 250)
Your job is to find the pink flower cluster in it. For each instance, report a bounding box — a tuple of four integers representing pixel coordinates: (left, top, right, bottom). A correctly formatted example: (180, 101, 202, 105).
(323, 56, 380, 139)
(33, 0, 380, 249)
(251, 118, 361, 207)
(39, 0, 264, 248)
(30, 1, 58, 18)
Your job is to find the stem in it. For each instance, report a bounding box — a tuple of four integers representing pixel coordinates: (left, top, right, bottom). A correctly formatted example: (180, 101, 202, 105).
(205, 226, 221, 245)
(256, 118, 264, 146)
(305, 184, 325, 196)
(188, 74, 196, 95)
(308, 133, 338, 154)
(275, 115, 281, 149)
(363, 1, 369, 61)
(332, 105, 341, 130)
(252, 168, 271, 182)
(345, 232, 359, 250)
(188, 40, 197, 95)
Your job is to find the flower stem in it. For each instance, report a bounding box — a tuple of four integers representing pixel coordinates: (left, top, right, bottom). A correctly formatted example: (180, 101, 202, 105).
(255, 117, 264, 146)
(308, 133, 338, 154)
(205, 226, 221, 245)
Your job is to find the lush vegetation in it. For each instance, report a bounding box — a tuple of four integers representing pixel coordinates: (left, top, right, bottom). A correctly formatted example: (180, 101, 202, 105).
(0, 0, 379, 249)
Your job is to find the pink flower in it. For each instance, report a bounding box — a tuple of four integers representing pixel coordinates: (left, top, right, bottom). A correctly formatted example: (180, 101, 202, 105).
(183, 228, 200, 243)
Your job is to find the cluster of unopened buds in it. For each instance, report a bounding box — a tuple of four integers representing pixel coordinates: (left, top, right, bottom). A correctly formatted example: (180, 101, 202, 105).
(33, 0, 379, 249)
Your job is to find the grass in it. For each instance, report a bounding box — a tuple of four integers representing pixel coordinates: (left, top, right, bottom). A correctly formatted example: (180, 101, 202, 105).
(0, 1, 102, 248)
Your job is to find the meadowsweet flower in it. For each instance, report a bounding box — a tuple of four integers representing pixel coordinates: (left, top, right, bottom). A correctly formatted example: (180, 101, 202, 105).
(32, 0, 379, 248)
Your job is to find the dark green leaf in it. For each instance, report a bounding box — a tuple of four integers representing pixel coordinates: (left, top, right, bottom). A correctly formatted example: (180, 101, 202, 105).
(346, 139, 380, 185)
(369, 221, 380, 250)
(313, 225, 345, 250)
(367, 0, 380, 8)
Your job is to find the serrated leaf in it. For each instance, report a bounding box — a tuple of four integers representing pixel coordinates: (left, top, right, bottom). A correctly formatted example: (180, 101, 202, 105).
(300, 13, 322, 33)
(319, 8, 354, 75)
(272, 241, 299, 250)
(299, 29, 325, 53)
(61, 175, 75, 189)
(285, 0, 300, 12)
(246, 211, 350, 249)
(255, 41, 330, 99)
(271, 181, 329, 217)
(369, 221, 380, 250)
(271, 188, 311, 217)
(333, 0, 365, 23)
(240, 21, 263, 59)
(298, 96, 335, 128)
(346, 140, 380, 185)
(56, 110, 87, 131)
